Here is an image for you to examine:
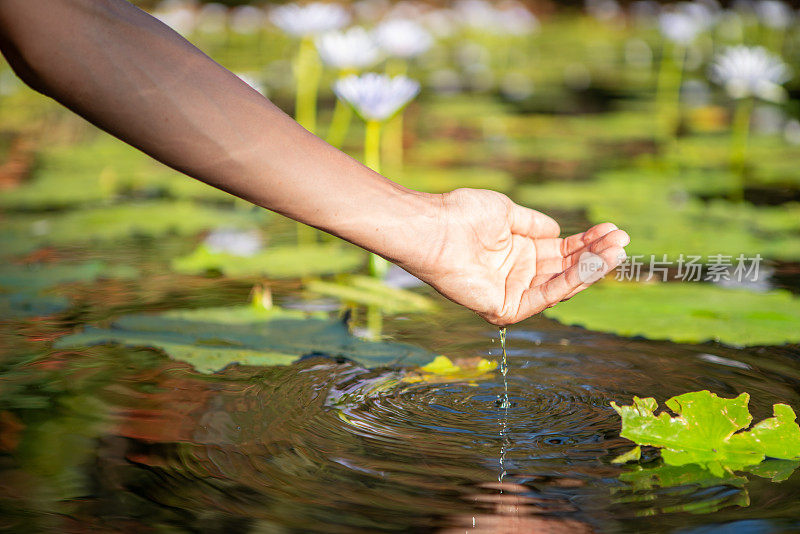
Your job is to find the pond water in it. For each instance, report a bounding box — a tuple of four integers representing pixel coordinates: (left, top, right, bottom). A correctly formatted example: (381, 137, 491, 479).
(2, 234, 800, 534)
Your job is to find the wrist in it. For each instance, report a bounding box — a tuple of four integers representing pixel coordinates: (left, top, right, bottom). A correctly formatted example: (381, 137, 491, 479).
(334, 178, 443, 272)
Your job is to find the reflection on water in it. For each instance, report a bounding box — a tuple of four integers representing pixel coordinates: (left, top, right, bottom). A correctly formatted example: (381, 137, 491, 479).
(2, 277, 800, 533)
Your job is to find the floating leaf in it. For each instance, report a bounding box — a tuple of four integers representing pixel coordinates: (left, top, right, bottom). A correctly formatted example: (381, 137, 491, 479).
(172, 244, 365, 279)
(516, 169, 800, 261)
(611, 445, 641, 464)
(55, 308, 434, 373)
(402, 355, 497, 384)
(0, 261, 137, 293)
(0, 136, 232, 209)
(1, 202, 265, 256)
(611, 391, 800, 476)
(544, 281, 800, 346)
(305, 275, 436, 314)
(0, 293, 70, 317)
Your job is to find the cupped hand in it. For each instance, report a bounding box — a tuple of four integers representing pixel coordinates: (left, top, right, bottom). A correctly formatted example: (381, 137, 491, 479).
(403, 188, 630, 326)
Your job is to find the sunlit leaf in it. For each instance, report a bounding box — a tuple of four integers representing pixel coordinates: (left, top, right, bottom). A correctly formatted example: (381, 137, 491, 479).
(55, 308, 434, 373)
(172, 244, 365, 279)
(305, 275, 436, 314)
(545, 281, 800, 346)
(611, 391, 800, 476)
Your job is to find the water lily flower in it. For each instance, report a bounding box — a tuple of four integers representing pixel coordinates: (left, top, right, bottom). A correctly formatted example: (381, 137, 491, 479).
(494, 1, 539, 36)
(754, 0, 794, 29)
(658, 11, 703, 44)
(315, 27, 380, 70)
(373, 19, 433, 59)
(454, 0, 538, 35)
(204, 228, 263, 257)
(195, 3, 228, 34)
(710, 45, 791, 102)
(269, 2, 350, 37)
(229, 5, 265, 35)
(333, 73, 420, 122)
(585, 0, 622, 22)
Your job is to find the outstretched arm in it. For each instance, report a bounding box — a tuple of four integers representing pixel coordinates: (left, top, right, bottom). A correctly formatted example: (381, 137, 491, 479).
(0, 0, 628, 325)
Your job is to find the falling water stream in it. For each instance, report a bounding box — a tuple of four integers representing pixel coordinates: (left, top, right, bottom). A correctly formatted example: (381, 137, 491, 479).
(498, 327, 509, 486)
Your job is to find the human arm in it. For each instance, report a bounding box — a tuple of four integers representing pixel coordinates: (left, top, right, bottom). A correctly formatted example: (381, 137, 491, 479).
(0, 0, 629, 325)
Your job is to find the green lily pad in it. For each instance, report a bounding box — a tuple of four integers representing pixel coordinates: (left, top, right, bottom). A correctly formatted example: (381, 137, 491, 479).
(0, 293, 70, 317)
(55, 307, 434, 373)
(544, 281, 800, 346)
(516, 169, 800, 261)
(171, 243, 365, 279)
(305, 275, 436, 314)
(611, 391, 800, 477)
(0, 136, 234, 209)
(0, 201, 266, 256)
(0, 261, 137, 293)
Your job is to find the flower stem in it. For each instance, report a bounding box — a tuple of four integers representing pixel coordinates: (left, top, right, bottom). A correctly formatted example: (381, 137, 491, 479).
(325, 98, 353, 148)
(383, 60, 408, 172)
(364, 120, 389, 278)
(294, 37, 321, 134)
(364, 120, 382, 173)
(730, 96, 753, 202)
(656, 42, 685, 149)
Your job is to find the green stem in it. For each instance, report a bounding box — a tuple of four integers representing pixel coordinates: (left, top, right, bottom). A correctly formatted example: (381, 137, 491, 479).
(655, 42, 685, 148)
(382, 113, 404, 173)
(294, 37, 321, 134)
(730, 96, 753, 202)
(364, 120, 389, 278)
(366, 305, 383, 340)
(325, 98, 353, 148)
(364, 120, 382, 173)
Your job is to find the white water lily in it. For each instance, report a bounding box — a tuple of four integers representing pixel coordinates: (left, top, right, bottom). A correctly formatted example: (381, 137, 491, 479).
(754, 0, 794, 29)
(373, 19, 433, 59)
(455, 0, 538, 35)
(316, 27, 380, 70)
(230, 5, 265, 35)
(658, 11, 702, 44)
(710, 45, 791, 101)
(204, 228, 263, 257)
(333, 73, 420, 121)
(269, 2, 350, 37)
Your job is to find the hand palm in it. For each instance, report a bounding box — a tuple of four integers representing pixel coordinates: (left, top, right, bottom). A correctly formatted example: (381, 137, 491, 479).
(413, 189, 629, 326)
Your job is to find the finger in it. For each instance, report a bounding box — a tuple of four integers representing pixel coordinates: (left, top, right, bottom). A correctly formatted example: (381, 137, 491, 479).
(562, 245, 628, 301)
(510, 203, 560, 239)
(517, 245, 626, 321)
(534, 222, 620, 262)
(560, 222, 619, 257)
(537, 228, 629, 273)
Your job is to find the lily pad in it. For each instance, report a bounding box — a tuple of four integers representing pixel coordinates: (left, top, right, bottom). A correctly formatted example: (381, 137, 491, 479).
(0, 261, 137, 293)
(0, 202, 266, 256)
(0, 293, 70, 317)
(0, 136, 234, 209)
(172, 243, 365, 279)
(544, 281, 800, 346)
(55, 308, 434, 373)
(305, 275, 436, 314)
(611, 391, 800, 476)
(516, 169, 800, 261)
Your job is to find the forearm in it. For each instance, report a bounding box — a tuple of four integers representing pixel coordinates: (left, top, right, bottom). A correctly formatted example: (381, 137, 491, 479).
(0, 0, 438, 263)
